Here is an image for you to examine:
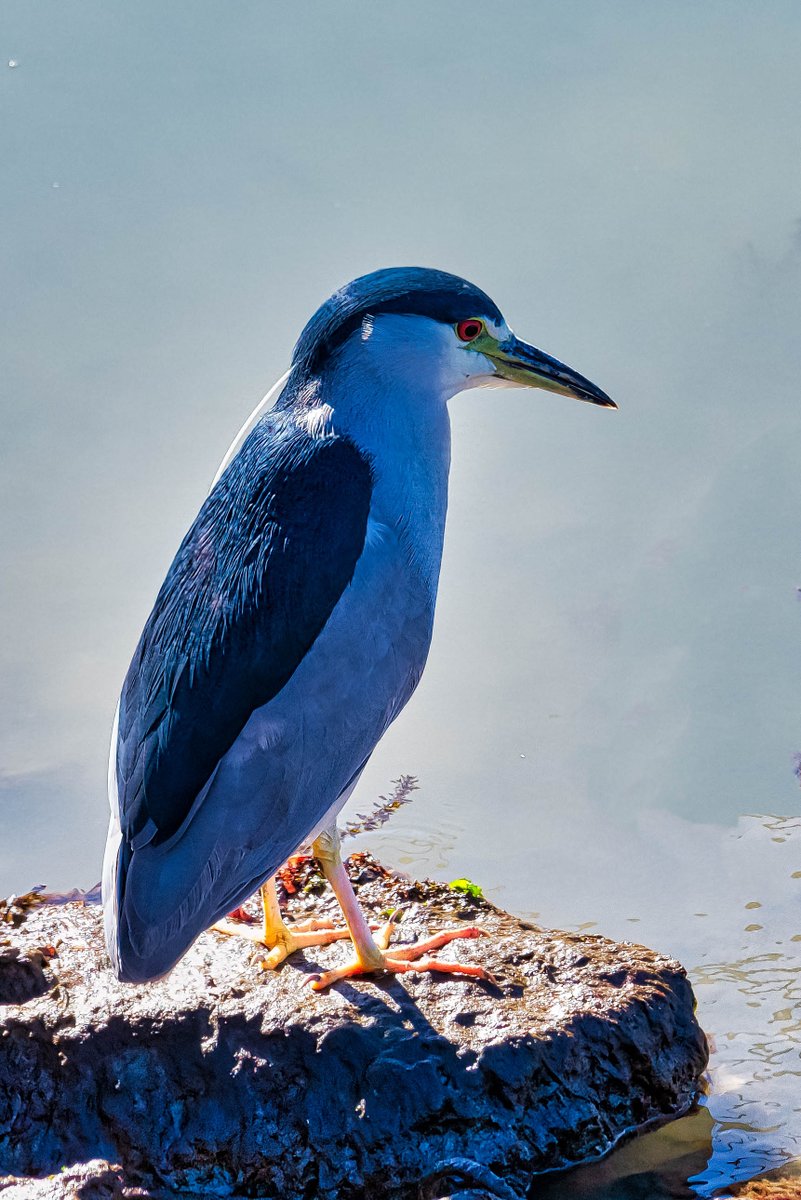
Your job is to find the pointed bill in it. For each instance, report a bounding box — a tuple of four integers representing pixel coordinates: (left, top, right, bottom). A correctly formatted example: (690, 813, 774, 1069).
(481, 335, 616, 408)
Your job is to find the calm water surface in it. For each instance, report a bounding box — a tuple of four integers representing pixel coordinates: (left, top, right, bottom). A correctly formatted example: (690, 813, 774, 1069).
(2, 3, 800, 1196)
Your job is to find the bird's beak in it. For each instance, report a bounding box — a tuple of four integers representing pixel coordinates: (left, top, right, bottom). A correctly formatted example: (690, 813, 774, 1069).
(482, 334, 616, 408)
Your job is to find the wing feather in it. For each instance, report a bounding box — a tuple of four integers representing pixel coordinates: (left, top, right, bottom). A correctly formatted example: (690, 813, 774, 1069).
(115, 414, 373, 847)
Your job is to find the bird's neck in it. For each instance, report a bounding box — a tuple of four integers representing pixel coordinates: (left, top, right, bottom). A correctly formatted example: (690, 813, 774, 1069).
(294, 351, 452, 593)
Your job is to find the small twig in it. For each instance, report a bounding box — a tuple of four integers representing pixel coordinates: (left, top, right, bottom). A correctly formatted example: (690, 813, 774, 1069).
(341, 775, 419, 840)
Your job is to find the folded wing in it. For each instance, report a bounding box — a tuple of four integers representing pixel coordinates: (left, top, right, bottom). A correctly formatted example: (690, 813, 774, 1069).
(115, 414, 373, 854)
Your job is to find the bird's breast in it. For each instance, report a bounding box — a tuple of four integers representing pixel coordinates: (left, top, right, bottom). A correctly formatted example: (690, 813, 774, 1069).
(227, 517, 438, 837)
(327, 507, 440, 700)
(366, 447, 450, 604)
(194, 450, 449, 865)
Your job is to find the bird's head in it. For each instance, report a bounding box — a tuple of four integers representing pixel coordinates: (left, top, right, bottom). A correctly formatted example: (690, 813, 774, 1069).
(290, 267, 615, 409)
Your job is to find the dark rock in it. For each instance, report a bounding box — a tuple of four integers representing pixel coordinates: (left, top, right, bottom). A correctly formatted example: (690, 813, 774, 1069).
(0, 947, 54, 1006)
(0, 854, 707, 1199)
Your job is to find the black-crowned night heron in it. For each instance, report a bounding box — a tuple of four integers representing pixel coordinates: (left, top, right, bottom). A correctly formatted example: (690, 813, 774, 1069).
(103, 267, 614, 988)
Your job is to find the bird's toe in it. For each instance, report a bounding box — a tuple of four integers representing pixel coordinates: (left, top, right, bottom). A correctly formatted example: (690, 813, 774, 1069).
(307, 925, 496, 991)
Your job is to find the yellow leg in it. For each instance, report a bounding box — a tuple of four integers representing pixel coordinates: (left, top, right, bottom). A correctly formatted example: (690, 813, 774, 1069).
(309, 827, 495, 991)
(212, 875, 353, 969)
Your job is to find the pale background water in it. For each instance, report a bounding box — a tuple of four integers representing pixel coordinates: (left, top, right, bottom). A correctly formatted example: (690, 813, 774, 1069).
(2, 3, 800, 1196)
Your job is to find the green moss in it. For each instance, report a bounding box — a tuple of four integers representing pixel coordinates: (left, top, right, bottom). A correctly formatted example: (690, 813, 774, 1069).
(448, 878, 484, 900)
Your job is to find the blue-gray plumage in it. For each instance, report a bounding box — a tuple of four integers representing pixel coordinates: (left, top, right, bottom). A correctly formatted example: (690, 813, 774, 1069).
(118, 422, 372, 845)
(104, 267, 614, 986)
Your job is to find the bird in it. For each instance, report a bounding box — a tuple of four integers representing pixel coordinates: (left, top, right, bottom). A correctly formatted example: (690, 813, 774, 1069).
(103, 266, 615, 989)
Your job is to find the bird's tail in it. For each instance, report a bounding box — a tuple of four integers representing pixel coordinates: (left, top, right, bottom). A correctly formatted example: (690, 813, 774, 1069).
(103, 822, 266, 983)
(101, 706, 265, 983)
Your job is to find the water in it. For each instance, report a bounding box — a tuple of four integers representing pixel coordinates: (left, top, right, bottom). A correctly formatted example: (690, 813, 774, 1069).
(361, 811, 801, 1196)
(2, 3, 800, 1195)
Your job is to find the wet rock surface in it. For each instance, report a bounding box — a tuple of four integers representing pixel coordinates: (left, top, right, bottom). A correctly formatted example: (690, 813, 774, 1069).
(0, 854, 707, 1199)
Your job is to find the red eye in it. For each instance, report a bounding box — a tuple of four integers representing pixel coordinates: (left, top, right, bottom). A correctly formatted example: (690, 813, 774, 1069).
(456, 318, 484, 342)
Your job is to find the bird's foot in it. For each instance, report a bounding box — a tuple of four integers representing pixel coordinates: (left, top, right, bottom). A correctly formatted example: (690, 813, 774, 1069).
(212, 913, 355, 970)
(308, 923, 496, 991)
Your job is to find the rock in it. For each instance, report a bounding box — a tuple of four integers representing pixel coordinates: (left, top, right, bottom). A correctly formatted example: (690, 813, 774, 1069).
(728, 1169, 801, 1199)
(0, 1159, 152, 1198)
(0, 854, 707, 1199)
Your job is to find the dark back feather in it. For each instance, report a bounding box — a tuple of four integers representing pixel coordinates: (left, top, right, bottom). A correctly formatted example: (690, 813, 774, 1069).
(116, 415, 372, 846)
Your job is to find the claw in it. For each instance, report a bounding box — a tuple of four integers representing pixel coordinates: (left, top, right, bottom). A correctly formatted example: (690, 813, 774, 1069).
(373, 908, 402, 951)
